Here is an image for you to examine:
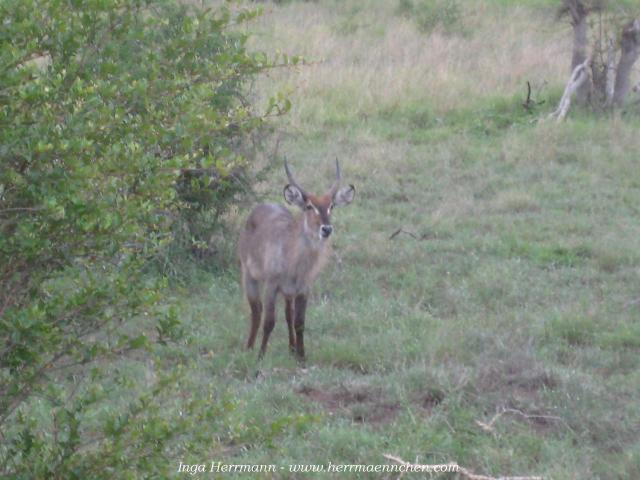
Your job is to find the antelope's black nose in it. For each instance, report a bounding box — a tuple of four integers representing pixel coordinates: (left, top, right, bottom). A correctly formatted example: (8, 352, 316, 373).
(321, 225, 333, 238)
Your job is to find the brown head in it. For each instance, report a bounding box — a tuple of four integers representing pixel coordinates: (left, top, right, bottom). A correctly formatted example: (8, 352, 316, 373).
(283, 157, 355, 240)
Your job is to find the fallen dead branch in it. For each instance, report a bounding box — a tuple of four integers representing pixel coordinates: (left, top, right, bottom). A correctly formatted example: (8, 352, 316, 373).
(382, 454, 543, 480)
(475, 407, 565, 434)
(389, 228, 434, 240)
(389, 228, 419, 240)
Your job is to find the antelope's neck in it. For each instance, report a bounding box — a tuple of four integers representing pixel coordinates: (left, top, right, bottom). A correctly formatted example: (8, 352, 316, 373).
(288, 215, 330, 278)
(294, 213, 329, 252)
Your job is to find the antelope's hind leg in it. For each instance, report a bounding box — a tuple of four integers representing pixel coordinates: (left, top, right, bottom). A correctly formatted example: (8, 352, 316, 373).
(258, 283, 278, 358)
(243, 269, 261, 350)
(284, 297, 296, 354)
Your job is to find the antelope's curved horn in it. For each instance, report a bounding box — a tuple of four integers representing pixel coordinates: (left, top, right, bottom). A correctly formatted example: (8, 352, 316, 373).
(284, 157, 308, 198)
(329, 157, 341, 197)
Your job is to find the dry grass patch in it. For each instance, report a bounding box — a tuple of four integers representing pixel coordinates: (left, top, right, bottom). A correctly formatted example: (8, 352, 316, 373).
(250, 0, 571, 124)
(491, 190, 540, 213)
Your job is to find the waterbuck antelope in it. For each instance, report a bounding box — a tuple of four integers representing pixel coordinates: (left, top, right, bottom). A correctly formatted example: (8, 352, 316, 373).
(238, 158, 355, 360)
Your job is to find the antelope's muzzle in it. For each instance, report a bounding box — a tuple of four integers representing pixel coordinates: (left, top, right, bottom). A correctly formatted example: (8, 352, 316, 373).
(320, 224, 333, 238)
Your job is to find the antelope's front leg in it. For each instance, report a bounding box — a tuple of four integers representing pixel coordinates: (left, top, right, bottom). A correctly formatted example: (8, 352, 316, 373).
(294, 294, 307, 360)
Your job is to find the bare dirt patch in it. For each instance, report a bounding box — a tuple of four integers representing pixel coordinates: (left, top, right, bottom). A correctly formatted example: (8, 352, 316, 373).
(297, 385, 400, 424)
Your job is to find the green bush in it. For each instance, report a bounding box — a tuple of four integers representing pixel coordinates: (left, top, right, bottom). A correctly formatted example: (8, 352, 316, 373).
(0, 0, 290, 476)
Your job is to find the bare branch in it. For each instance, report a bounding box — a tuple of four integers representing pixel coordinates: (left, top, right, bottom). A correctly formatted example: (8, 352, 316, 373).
(548, 55, 592, 121)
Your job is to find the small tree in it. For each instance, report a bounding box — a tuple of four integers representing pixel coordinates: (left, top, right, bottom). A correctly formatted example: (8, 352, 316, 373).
(550, 0, 640, 119)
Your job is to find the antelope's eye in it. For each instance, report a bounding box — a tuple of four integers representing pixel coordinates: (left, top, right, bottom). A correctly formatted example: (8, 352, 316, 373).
(306, 204, 314, 211)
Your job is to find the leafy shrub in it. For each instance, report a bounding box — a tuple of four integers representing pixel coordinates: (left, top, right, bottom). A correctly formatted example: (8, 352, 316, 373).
(0, 0, 290, 476)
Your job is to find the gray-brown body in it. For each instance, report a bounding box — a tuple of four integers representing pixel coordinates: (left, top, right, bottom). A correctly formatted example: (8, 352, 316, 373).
(239, 203, 329, 298)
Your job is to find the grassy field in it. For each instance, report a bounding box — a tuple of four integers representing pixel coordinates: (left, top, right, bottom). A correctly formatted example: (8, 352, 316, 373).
(165, 1, 640, 478)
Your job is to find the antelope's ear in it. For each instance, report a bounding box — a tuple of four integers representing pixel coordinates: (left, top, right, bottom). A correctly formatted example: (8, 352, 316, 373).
(333, 184, 355, 207)
(284, 184, 306, 209)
